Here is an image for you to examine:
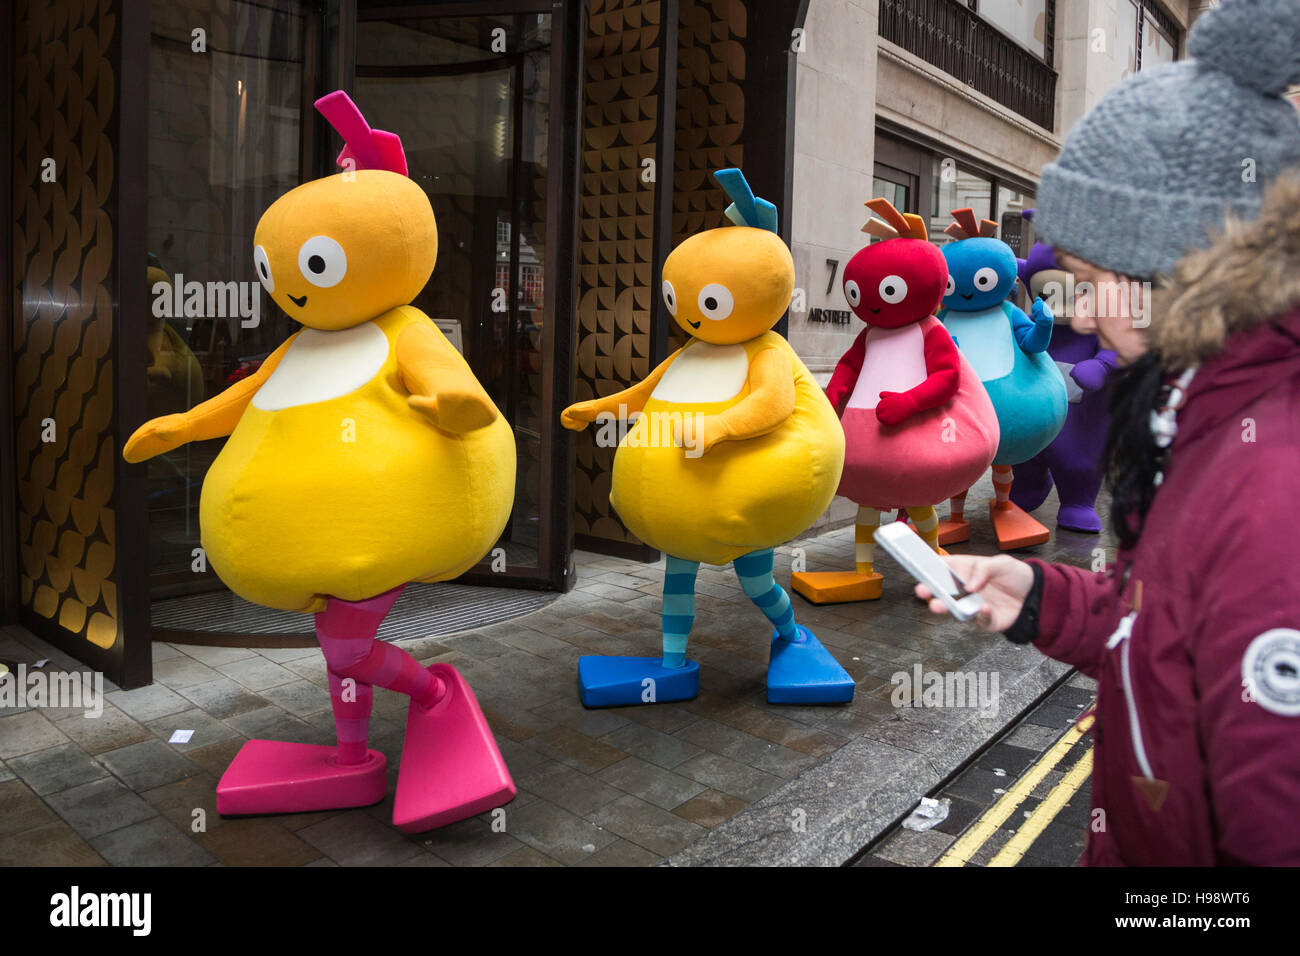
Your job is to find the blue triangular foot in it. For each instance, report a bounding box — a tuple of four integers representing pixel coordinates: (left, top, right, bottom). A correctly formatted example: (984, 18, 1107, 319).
(767, 627, 855, 704)
(578, 655, 700, 708)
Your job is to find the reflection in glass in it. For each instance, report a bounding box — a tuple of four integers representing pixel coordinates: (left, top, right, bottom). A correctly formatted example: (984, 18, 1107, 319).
(995, 185, 1034, 227)
(356, 14, 553, 573)
(930, 160, 992, 245)
(978, 0, 1048, 59)
(871, 176, 908, 217)
(145, 0, 307, 595)
(1142, 12, 1176, 69)
(1116, 0, 1140, 83)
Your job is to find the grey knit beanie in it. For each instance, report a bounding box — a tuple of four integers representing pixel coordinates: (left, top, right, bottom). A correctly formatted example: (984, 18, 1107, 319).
(1036, 0, 1300, 279)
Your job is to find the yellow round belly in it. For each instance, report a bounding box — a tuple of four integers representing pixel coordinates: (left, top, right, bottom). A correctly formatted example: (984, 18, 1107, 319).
(610, 377, 844, 566)
(199, 380, 514, 612)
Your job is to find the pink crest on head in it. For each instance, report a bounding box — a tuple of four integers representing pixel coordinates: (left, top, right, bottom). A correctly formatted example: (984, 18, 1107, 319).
(314, 90, 408, 177)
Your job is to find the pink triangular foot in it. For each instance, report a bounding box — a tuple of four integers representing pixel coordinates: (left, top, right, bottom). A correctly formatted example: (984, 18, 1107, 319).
(392, 663, 516, 833)
(216, 740, 388, 817)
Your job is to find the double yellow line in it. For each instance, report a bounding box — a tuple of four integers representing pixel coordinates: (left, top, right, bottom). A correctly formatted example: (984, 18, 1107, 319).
(935, 712, 1093, 867)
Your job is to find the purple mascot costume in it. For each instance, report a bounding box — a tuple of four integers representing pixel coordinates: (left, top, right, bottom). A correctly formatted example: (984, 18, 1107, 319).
(1009, 213, 1120, 533)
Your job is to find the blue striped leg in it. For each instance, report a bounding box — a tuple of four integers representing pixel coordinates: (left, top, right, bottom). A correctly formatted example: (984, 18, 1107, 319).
(735, 548, 856, 704)
(661, 555, 700, 667)
(574, 554, 701, 707)
(732, 549, 797, 640)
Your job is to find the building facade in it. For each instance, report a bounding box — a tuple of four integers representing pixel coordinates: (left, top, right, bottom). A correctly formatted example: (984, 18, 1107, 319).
(4, 0, 1283, 685)
(2, 0, 807, 684)
(785, 0, 1206, 530)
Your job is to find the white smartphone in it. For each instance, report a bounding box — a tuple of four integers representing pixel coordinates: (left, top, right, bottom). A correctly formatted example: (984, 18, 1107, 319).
(873, 522, 986, 622)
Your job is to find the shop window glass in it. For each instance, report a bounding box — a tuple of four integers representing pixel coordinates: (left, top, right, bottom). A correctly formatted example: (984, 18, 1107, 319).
(1142, 11, 1176, 69)
(978, 0, 1048, 60)
(355, 13, 554, 571)
(930, 159, 992, 245)
(1116, 0, 1140, 83)
(996, 184, 1035, 256)
(145, 0, 309, 595)
(871, 176, 909, 222)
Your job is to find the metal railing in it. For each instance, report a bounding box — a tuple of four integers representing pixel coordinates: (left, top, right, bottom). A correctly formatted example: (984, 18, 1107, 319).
(880, 0, 1057, 130)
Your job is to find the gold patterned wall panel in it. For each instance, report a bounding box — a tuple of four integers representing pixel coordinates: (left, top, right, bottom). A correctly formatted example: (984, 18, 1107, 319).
(673, 0, 745, 241)
(572, 0, 664, 546)
(669, 0, 745, 352)
(11, 0, 121, 649)
(670, 3, 743, 369)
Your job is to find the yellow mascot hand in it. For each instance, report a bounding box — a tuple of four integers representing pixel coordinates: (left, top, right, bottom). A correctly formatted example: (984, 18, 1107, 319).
(409, 390, 498, 434)
(123, 414, 192, 463)
(560, 400, 599, 432)
(674, 413, 726, 456)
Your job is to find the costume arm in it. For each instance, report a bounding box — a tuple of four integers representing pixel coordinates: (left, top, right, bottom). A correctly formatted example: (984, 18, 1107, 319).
(560, 347, 684, 431)
(1009, 297, 1053, 354)
(825, 328, 868, 414)
(123, 335, 295, 463)
(876, 320, 961, 426)
(1071, 348, 1120, 392)
(682, 346, 796, 455)
(396, 320, 500, 434)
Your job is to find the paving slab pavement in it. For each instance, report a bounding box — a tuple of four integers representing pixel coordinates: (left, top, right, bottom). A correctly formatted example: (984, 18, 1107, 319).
(0, 477, 1110, 866)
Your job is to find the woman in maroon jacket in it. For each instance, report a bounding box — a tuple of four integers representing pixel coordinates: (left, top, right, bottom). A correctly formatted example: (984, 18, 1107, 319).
(918, 0, 1300, 865)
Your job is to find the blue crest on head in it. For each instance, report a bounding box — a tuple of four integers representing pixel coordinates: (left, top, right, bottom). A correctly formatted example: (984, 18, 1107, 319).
(713, 168, 778, 233)
(941, 237, 1019, 311)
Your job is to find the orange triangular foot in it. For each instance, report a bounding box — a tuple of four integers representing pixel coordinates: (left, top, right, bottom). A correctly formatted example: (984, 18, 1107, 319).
(989, 501, 1050, 550)
(791, 570, 883, 604)
(937, 519, 971, 546)
(894, 515, 969, 546)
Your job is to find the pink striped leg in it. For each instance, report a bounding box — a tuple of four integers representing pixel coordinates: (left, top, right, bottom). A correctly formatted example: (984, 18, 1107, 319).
(315, 585, 445, 763)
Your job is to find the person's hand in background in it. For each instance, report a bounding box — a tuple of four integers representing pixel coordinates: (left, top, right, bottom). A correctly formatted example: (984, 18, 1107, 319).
(915, 554, 1035, 632)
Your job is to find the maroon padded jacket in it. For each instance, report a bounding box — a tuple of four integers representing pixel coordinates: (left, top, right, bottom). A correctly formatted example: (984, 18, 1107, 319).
(1026, 308, 1300, 866)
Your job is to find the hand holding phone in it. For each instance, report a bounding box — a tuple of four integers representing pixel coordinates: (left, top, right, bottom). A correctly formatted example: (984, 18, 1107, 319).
(886, 539, 1038, 632)
(874, 523, 985, 621)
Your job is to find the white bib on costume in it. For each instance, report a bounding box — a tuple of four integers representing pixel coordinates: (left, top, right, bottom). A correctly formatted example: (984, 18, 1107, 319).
(651, 342, 749, 404)
(252, 321, 390, 411)
(943, 306, 1015, 382)
(846, 323, 927, 411)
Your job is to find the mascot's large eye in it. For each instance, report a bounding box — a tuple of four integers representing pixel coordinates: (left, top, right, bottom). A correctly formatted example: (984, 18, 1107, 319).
(662, 279, 678, 316)
(945, 275, 956, 297)
(878, 275, 908, 304)
(253, 245, 274, 293)
(697, 283, 734, 321)
(297, 236, 348, 288)
(973, 266, 999, 291)
(844, 280, 861, 307)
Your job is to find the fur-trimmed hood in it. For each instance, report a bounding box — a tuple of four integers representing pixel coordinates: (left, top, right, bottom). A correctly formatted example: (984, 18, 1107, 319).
(1154, 170, 1300, 370)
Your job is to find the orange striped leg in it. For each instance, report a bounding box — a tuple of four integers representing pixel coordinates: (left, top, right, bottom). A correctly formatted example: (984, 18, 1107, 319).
(992, 465, 1014, 507)
(950, 491, 968, 523)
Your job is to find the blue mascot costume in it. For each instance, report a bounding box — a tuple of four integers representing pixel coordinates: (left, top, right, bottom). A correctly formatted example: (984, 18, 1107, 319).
(936, 208, 1067, 549)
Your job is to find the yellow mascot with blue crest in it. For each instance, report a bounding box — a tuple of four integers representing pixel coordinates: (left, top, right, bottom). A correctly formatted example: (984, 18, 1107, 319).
(562, 169, 852, 706)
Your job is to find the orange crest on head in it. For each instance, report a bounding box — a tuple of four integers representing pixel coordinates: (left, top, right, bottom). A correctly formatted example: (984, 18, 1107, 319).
(944, 207, 999, 240)
(862, 198, 928, 241)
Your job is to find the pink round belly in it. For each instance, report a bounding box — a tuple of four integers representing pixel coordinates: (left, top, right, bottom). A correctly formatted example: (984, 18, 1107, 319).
(836, 379, 998, 509)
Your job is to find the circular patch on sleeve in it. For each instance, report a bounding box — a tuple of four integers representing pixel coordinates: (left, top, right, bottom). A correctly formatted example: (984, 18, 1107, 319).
(1241, 629, 1300, 717)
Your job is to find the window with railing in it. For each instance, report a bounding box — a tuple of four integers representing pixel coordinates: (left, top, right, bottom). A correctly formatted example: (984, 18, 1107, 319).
(879, 0, 1057, 130)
